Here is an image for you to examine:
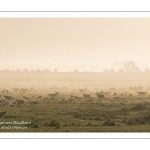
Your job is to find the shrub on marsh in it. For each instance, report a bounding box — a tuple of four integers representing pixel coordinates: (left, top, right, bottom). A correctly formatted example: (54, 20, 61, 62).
(103, 119, 117, 126)
(32, 123, 39, 128)
(131, 103, 147, 110)
(74, 114, 82, 118)
(49, 120, 60, 127)
(86, 122, 92, 126)
(126, 115, 150, 125)
(94, 116, 101, 121)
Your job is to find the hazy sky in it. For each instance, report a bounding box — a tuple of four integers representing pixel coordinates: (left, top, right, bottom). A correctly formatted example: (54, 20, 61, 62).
(0, 18, 150, 71)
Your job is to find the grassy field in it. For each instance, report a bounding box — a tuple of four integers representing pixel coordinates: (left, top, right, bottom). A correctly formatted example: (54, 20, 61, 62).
(0, 89, 150, 132)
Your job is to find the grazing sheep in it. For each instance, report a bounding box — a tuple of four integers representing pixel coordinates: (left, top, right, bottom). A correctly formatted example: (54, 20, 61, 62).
(0, 100, 5, 104)
(10, 104, 15, 107)
(83, 94, 90, 98)
(2, 102, 9, 106)
(16, 104, 23, 107)
(129, 94, 132, 97)
(51, 96, 55, 100)
(16, 99, 26, 104)
(3, 95, 14, 100)
(37, 96, 42, 99)
(48, 94, 57, 97)
(31, 101, 39, 105)
(55, 92, 60, 96)
(23, 96, 29, 99)
(95, 93, 105, 99)
(79, 89, 87, 93)
(9, 101, 17, 107)
(74, 96, 81, 99)
(113, 96, 119, 99)
(113, 93, 117, 96)
(137, 92, 147, 96)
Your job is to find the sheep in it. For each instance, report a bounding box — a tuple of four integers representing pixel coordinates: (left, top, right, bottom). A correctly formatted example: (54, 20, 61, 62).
(83, 94, 90, 98)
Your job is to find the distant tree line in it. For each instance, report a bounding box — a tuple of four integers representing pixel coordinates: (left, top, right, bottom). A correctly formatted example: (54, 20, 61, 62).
(0, 68, 150, 76)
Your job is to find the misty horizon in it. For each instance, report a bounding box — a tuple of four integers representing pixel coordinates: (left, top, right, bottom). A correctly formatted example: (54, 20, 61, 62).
(1, 18, 150, 72)
(0, 60, 150, 72)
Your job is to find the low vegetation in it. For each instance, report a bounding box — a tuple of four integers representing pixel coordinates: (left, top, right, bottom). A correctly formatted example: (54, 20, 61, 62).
(0, 86, 150, 132)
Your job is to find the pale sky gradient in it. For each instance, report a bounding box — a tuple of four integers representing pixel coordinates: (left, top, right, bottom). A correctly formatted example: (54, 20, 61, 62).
(0, 18, 150, 71)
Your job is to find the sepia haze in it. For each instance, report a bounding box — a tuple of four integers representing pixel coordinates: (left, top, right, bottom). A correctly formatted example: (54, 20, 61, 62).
(1, 19, 150, 133)
(0, 18, 150, 71)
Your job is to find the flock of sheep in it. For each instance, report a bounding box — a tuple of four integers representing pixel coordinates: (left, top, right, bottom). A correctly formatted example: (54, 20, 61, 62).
(0, 86, 149, 117)
(0, 86, 148, 108)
